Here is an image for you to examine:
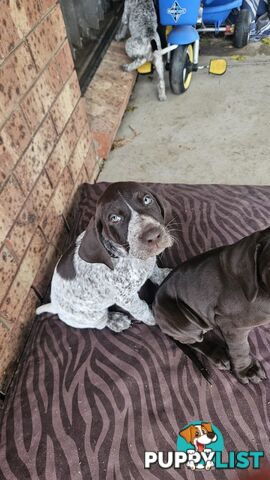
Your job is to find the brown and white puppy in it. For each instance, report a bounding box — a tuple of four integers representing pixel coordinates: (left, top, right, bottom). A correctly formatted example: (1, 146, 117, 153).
(36, 182, 173, 331)
(180, 423, 217, 470)
(153, 227, 270, 384)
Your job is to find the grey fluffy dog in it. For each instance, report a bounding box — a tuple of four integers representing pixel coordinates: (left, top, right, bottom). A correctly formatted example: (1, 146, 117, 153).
(115, 0, 166, 101)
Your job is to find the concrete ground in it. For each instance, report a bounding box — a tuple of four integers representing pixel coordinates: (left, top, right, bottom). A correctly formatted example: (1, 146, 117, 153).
(99, 38, 270, 184)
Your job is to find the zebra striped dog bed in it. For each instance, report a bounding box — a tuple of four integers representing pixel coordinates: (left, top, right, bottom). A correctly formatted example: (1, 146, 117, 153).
(1, 183, 270, 480)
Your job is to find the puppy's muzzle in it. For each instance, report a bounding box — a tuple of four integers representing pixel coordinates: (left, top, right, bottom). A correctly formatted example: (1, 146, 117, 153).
(139, 225, 162, 246)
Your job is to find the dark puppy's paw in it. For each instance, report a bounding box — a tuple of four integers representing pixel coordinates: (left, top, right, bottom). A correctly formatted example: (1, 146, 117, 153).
(209, 346, 231, 371)
(207, 345, 231, 370)
(235, 359, 267, 384)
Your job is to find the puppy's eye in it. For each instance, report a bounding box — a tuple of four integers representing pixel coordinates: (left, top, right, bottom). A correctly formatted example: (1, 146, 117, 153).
(143, 194, 153, 206)
(109, 214, 122, 224)
(195, 432, 199, 437)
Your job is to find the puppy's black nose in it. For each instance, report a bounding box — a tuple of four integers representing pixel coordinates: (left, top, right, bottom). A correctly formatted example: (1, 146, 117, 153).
(207, 432, 215, 439)
(140, 227, 162, 244)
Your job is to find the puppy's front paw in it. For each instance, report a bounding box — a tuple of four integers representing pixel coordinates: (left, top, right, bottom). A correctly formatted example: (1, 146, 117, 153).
(158, 92, 167, 102)
(107, 312, 131, 332)
(235, 359, 266, 384)
(141, 311, 156, 326)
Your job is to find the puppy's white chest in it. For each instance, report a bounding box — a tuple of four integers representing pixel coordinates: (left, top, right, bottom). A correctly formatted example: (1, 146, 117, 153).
(113, 256, 155, 292)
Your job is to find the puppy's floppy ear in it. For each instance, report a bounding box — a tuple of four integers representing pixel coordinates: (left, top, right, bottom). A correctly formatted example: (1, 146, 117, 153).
(220, 233, 260, 303)
(179, 425, 195, 444)
(78, 217, 114, 270)
(151, 189, 173, 225)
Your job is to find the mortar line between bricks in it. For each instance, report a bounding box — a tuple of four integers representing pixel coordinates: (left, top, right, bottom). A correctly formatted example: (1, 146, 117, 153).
(0, 35, 69, 132)
(0, 100, 91, 302)
(0, 317, 12, 330)
(0, 64, 77, 195)
(0, 3, 59, 71)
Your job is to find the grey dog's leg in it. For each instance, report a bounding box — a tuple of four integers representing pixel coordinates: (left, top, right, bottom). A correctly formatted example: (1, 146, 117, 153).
(122, 57, 148, 72)
(115, 0, 130, 41)
(107, 311, 131, 332)
(115, 23, 129, 42)
(153, 51, 167, 101)
(222, 328, 266, 384)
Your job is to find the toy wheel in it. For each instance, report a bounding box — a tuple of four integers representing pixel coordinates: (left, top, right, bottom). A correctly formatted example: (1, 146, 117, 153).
(233, 9, 251, 48)
(169, 44, 194, 95)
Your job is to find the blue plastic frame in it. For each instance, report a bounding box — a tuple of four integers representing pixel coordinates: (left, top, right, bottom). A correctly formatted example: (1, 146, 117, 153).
(167, 25, 199, 45)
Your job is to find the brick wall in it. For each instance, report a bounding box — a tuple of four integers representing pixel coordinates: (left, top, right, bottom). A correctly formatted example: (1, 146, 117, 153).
(0, 0, 99, 393)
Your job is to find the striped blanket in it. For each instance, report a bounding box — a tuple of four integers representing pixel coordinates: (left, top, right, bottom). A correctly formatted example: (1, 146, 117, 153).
(1, 183, 270, 480)
(243, 0, 270, 40)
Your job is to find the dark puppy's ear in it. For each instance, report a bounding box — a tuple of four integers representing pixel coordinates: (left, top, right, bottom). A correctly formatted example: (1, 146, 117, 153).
(221, 233, 260, 303)
(78, 217, 114, 270)
(258, 234, 270, 291)
(151, 189, 173, 224)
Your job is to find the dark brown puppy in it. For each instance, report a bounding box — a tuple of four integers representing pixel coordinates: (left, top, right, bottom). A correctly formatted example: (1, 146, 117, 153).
(153, 227, 270, 384)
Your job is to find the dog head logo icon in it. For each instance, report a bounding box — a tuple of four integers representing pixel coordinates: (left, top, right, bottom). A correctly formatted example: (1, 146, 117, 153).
(180, 423, 217, 453)
(177, 421, 224, 470)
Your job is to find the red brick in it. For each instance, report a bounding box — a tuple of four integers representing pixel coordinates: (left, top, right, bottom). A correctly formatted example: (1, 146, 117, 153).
(7, 171, 53, 260)
(15, 115, 57, 194)
(40, 201, 59, 243)
(20, 83, 45, 133)
(27, 5, 66, 71)
(39, 0, 57, 16)
(0, 322, 10, 352)
(54, 40, 74, 83)
(74, 164, 90, 188)
(72, 97, 89, 137)
(9, 0, 43, 37)
(0, 229, 47, 323)
(41, 167, 73, 241)
(68, 123, 91, 182)
(20, 52, 67, 132)
(53, 166, 74, 215)
(0, 244, 18, 305)
(0, 109, 32, 186)
(60, 107, 82, 159)
(0, 288, 39, 392)
(84, 141, 97, 179)
(0, 1, 22, 59)
(45, 135, 70, 187)
(51, 71, 81, 134)
(33, 244, 59, 296)
(0, 42, 37, 121)
(1, 108, 31, 157)
(51, 215, 69, 252)
(0, 175, 25, 246)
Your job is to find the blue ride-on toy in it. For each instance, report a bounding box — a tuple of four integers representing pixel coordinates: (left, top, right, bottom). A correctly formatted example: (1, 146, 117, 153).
(200, 0, 251, 49)
(158, 0, 250, 94)
(159, 0, 201, 94)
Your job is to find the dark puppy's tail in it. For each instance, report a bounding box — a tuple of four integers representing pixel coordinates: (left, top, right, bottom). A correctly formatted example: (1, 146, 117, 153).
(172, 338, 212, 384)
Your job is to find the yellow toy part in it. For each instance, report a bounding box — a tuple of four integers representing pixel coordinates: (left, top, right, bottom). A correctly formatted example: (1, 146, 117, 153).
(208, 58, 227, 75)
(137, 62, 152, 74)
